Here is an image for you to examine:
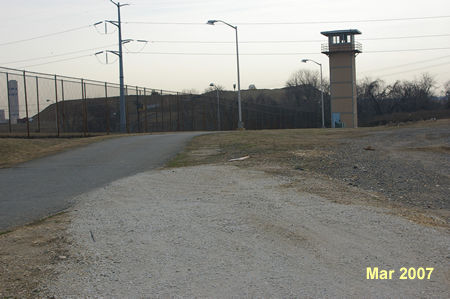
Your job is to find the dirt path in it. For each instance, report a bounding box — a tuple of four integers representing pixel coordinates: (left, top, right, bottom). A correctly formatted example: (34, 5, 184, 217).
(45, 165, 449, 297)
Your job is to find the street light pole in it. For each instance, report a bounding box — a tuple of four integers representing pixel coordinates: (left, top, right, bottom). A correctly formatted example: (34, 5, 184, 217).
(302, 59, 325, 128)
(207, 20, 244, 129)
(234, 27, 243, 129)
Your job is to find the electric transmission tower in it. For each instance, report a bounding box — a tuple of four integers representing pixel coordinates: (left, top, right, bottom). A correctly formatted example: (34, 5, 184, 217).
(108, 0, 128, 133)
(94, 1, 147, 133)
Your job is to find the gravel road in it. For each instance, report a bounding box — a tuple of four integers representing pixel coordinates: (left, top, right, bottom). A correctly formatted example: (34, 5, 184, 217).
(47, 165, 449, 297)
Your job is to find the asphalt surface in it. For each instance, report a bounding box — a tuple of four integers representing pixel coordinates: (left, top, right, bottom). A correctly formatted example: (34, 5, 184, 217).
(0, 132, 204, 231)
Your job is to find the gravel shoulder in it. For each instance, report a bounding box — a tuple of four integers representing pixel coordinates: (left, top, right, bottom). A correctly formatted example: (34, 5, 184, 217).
(45, 165, 449, 297)
(312, 123, 450, 213)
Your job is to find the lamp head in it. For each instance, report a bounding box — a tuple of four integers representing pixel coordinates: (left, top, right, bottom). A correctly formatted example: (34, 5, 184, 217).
(209, 83, 215, 87)
(207, 20, 217, 25)
(301, 59, 309, 63)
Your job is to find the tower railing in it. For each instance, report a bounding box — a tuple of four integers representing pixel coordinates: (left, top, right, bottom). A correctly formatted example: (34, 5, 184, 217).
(321, 42, 362, 54)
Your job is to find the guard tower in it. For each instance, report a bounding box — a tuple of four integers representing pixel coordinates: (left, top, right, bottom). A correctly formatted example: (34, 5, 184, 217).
(321, 29, 362, 128)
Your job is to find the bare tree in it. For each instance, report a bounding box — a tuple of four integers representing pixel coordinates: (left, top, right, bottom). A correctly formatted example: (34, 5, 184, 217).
(357, 77, 388, 115)
(203, 84, 225, 94)
(286, 69, 320, 88)
(357, 73, 443, 125)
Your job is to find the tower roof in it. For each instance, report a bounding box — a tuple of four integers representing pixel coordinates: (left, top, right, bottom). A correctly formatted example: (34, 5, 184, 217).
(321, 29, 362, 37)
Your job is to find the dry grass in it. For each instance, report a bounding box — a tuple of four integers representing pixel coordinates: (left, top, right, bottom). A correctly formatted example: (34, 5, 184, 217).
(0, 212, 70, 298)
(168, 119, 449, 168)
(0, 134, 127, 168)
(168, 127, 374, 168)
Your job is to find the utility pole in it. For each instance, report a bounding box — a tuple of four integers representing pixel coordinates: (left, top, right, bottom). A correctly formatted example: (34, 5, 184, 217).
(95, 1, 147, 133)
(107, 1, 129, 133)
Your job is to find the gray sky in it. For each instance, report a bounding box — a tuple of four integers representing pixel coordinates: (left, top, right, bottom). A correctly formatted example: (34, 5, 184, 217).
(1, 0, 449, 93)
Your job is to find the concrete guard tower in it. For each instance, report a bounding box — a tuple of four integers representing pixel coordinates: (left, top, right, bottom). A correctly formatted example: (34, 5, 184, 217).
(321, 29, 362, 128)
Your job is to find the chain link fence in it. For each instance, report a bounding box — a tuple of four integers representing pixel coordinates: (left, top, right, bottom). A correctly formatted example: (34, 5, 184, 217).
(0, 66, 318, 137)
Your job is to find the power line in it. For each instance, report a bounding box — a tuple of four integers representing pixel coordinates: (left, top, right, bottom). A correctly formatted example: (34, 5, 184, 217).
(366, 47, 450, 53)
(127, 51, 320, 56)
(0, 25, 93, 47)
(360, 33, 450, 41)
(361, 55, 450, 73)
(147, 33, 450, 44)
(235, 15, 450, 25)
(22, 54, 94, 68)
(127, 47, 450, 56)
(4, 34, 448, 66)
(8, 47, 450, 69)
(124, 15, 450, 25)
(0, 15, 447, 47)
(375, 61, 450, 77)
(0, 44, 118, 65)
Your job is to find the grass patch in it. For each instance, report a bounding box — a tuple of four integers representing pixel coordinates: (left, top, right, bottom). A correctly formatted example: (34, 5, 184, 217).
(166, 152, 191, 168)
(167, 128, 370, 168)
(168, 119, 450, 169)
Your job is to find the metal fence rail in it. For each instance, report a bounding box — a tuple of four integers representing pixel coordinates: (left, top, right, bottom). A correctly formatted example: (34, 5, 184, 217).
(0, 66, 318, 137)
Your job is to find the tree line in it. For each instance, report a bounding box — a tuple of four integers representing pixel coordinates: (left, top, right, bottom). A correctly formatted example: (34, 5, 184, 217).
(284, 69, 450, 126)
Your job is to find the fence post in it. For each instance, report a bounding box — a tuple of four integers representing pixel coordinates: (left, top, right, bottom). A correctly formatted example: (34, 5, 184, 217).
(191, 95, 194, 130)
(160, 90, 164, 131)
(125, 85, 129, 133)
(135, 86, 140, 133)
(176, 92, 180, 131)
(81, 79, 87, 137)
(169, 95, 172, 131)
(61, 79, 66, 133)
(144, 87, 148, 133)
(156, 90, 159, 130)
(53, 75, 60, 136)
(23, 71, 30, 137)
(104, 82, 110, 134)
(6, 73, 11, 133)
(35, 76, 40, 133)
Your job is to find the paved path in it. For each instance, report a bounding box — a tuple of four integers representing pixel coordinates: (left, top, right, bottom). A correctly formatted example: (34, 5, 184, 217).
(0, 133, 204, 231)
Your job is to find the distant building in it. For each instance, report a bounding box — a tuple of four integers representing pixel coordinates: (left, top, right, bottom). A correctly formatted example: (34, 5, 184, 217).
(0, 109, 5, 123)
(8, 80, 19, 124)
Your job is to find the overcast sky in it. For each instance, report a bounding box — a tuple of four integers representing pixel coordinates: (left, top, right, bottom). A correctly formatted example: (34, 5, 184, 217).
(1, 0, 449, 94)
